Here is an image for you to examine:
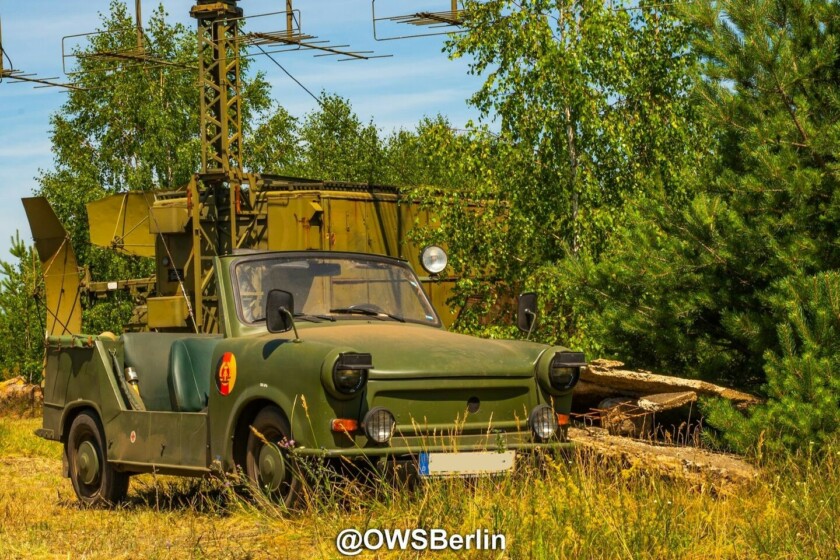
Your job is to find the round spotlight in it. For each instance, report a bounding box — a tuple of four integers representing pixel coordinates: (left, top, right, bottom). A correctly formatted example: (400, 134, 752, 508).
(529, 405, 557, 441)
(362, 407, 396, 443)
(420, 245, 448, 274)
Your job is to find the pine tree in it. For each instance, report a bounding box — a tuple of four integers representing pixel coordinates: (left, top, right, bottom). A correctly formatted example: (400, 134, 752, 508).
(0, 235, 45, 382)
(704, 271, 840, 454)
(566, 0, 840, 386)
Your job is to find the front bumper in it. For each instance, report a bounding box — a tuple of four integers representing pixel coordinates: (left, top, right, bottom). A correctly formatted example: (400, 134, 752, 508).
(291, 428, 572, 458)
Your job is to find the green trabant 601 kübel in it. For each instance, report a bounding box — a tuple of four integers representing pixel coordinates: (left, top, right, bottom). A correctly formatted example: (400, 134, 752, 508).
(37, 249, 584, 506)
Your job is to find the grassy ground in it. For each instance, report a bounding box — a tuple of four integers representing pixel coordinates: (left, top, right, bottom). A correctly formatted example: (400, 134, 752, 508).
(0, 416, 837, 559)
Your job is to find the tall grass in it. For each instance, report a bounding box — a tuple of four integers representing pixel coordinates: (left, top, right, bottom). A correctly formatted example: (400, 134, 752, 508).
(1, 416, 837, 559)
(245, 444, 839, 559)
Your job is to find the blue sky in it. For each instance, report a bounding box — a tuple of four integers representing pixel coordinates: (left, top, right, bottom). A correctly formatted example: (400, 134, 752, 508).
(0, 0, 486, 259)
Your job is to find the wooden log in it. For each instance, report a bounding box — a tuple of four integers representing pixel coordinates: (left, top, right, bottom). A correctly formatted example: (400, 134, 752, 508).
(568, 426, 758, 490)
(581, 359, 760, 407)
(0, 376, 43, 416)
(638, 391, 698, 412)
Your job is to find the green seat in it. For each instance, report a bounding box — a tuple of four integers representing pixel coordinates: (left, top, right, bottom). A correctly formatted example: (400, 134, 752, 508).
(168, 338, 222, 412)
(121, 333, 221, 412)
(122, 333, 193, 411)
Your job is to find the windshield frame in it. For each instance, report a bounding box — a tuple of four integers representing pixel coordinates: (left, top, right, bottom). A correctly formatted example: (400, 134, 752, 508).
(228, 251, 443, 329)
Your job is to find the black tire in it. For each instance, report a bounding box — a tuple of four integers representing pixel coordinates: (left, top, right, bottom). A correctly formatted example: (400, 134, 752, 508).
(66, 412, 129, 507)
(245, 406, 301, 507)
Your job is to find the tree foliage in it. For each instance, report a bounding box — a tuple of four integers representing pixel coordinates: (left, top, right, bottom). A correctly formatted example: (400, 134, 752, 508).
(562, 0, 840, 387)
(246, 94, 389, 184)
(405, 0, 703, 341)
(0, 235, 44, 382)
(450, 0, 701, 256)
(27, 1, 272, 337)
(704, 272, 840, 454)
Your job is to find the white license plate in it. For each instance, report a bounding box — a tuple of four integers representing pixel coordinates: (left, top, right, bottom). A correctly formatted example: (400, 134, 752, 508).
(418, 451, 515, 477)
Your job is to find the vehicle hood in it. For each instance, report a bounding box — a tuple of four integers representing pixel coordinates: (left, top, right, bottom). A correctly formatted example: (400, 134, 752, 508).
(291, 323, 550, 379)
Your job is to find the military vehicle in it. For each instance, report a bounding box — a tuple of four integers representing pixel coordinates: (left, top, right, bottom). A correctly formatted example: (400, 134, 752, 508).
(32, 245, 584, 506)
(19, 0, 585, 507)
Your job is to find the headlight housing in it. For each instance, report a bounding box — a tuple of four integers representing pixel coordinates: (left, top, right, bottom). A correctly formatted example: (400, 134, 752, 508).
(322, 352, 372, 399)
(549, 353, 584, 391)
(362, 407, 396, 443)
(536, 350, 586, 394)
(529, 405, 557, 441)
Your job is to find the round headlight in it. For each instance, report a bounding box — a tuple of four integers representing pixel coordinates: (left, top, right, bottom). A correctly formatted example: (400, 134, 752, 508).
(362, 407, 396, 443)
(334, 367, 365, 394)
(529, 405, 557, 441)
(549, 365, 580, 391)
(420, 245, 448, 274)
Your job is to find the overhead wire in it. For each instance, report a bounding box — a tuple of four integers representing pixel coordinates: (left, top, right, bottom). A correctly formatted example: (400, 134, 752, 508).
(252, 43, 458, 190)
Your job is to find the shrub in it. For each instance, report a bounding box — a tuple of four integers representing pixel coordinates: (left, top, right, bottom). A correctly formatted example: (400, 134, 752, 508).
(705, 271, 840, 455)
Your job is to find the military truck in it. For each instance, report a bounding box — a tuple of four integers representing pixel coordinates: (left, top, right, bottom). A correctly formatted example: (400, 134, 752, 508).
(35, 248, 584, 506)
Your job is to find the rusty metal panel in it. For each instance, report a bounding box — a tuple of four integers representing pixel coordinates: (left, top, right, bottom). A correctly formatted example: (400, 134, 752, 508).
(325, 197, 371, 253)
(319, 192, 399, 256)
(267, 194, 323, 251)
(368, 195, 399, 257)
(86, 192, 157, 257)
(154, 234, 194, 299)
(22, 197, 83, 336)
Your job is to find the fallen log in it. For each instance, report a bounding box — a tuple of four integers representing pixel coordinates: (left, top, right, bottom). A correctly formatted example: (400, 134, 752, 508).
(568, 426, 758, 490)
(577, 359, 761, 409)
(0, 376, 43, 416)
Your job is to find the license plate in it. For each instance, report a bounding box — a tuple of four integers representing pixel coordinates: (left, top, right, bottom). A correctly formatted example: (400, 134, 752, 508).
(418, 451, 516, 477)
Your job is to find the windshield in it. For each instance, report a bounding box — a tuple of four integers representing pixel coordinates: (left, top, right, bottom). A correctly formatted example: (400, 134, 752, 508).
(233, 255, 440, 326)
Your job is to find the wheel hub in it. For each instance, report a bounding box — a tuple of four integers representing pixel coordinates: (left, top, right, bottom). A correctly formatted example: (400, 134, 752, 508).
(257, 443, 286, 492)
(77, 440, 100, 486)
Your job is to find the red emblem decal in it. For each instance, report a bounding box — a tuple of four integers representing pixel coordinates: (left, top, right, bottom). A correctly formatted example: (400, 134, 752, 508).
(216, 352, 237, 396)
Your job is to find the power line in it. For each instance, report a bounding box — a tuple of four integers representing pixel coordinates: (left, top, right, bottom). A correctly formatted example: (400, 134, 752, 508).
(254, 43, 319, 104)
(253, 43, 423, 188)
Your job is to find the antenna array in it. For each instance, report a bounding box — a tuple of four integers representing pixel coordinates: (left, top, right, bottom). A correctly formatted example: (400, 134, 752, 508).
(372, 0, 466, 41)
(0, 16, 80, 90)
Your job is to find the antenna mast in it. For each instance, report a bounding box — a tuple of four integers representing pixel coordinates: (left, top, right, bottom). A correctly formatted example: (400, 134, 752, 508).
(188, 0, 247, 333)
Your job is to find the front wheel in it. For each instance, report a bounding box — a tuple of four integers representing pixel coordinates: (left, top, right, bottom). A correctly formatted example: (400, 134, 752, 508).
(66, 412, 129, 507)
(245, 406, 301, 507)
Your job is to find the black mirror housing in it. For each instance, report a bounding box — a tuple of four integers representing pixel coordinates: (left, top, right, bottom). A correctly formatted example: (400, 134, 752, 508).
(517, 292, 538, 333)
(266, 289, 295, 333)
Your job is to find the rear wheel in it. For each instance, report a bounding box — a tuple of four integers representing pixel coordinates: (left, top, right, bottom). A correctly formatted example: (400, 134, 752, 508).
(245, 406, 301, 507)
(66, 412, 129, 507)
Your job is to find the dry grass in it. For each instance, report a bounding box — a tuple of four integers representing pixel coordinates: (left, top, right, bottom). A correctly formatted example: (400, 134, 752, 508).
(0, 416, 837, 559)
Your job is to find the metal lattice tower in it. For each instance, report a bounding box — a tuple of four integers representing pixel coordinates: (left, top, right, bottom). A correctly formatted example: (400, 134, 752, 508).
(187, 0, 248, 333)
(192, 1, 244, 180)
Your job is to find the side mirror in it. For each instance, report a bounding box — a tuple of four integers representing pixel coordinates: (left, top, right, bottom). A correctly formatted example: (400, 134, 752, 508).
(517, 292, 538, 334)
(266, 289, 295, 333)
